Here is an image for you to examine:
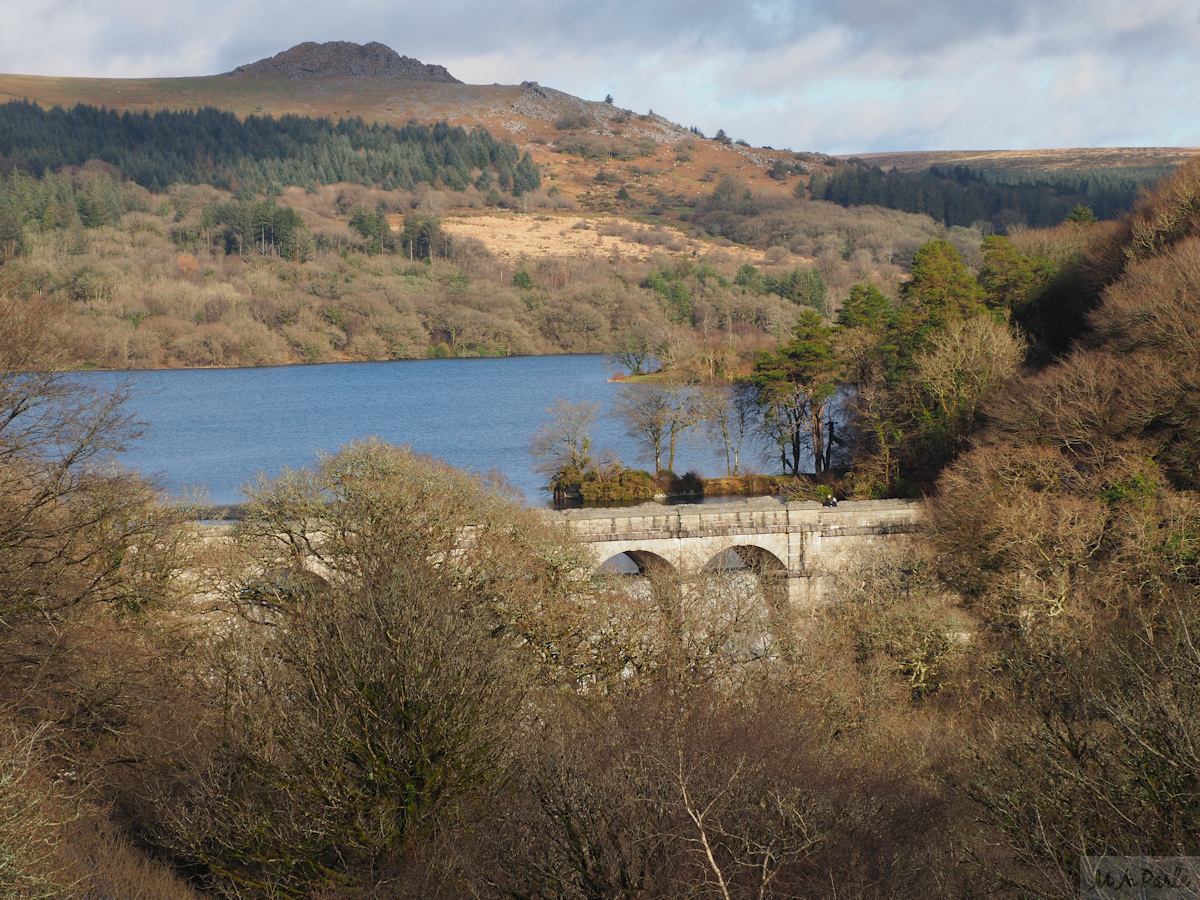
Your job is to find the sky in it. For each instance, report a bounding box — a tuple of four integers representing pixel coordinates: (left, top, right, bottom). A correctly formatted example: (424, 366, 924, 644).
(2, 0, 1199, 155)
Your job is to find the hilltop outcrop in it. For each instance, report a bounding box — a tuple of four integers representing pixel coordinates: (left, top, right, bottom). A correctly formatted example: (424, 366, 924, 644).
(226, 41, 461, 83)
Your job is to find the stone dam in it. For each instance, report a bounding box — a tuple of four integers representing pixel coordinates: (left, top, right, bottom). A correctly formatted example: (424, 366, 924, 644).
(544, 497, 925, 606)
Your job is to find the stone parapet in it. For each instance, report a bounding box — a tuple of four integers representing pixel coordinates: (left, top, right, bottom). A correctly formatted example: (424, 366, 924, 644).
(547, 498, 922, 543)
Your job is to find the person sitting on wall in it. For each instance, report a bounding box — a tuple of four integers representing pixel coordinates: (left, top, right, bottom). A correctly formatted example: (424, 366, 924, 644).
(822, 494, 838, 507)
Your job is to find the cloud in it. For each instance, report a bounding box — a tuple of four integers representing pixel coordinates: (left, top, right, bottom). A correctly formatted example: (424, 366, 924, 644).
(4, 0, 1200, 153)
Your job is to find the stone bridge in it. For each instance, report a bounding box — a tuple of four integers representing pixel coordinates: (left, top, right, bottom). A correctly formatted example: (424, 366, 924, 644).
(546, 497, 925, 606)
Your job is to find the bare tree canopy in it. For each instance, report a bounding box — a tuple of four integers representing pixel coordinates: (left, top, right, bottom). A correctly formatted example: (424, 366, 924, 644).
(608, 326, 655, 376)
(529, 398, 600, 477)
(0, 292, 186, 619)
(614, 382, 702, 473)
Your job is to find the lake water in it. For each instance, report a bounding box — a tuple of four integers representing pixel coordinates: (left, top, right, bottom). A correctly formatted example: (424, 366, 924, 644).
(80, 355, 739, 506)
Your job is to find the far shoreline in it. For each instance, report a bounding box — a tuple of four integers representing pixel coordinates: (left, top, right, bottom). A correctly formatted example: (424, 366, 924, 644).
(68, 349, 612, 375)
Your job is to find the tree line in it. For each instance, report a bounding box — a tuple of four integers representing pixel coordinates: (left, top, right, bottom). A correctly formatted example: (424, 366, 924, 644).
(812, 160, 1170, 229)
(0, 100, 541, 196)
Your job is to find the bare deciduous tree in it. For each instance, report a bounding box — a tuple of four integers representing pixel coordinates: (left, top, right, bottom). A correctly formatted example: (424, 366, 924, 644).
(164, 568, 528, 896)
(913, 314, 1025, 459)
(699, 382, 760, 477)
(608, 326, 654, 375)
(529, 398, 600, 477)
(0, 290, 197, 624)
(614, 383, 702, 473)
(160, 440, 592, 896)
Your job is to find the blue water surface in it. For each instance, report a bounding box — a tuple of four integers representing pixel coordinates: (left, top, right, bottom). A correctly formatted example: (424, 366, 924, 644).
(81, 355, 734, 506)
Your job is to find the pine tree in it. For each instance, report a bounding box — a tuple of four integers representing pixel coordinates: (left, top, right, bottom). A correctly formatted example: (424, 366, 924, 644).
(512, 152, 541, 196)
(0, 192, 24, 261)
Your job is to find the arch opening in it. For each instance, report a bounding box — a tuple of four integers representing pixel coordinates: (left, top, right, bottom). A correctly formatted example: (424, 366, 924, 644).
(705, 544, 787, 576)
(596, 549, 681, 609)
(702, 544, 789, 611)
(597, 549, 677, 578)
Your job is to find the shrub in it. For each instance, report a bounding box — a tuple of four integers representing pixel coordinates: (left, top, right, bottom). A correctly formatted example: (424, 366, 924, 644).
(554, 110, 592, 130)
(157, 440, 588, 896)
(574, 464, 658, 503)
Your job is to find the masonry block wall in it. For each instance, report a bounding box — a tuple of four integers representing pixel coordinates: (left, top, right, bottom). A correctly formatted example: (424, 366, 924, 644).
(546, 498, 925, 606)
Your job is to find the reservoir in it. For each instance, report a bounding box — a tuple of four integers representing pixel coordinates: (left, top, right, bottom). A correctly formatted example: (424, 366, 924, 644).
(81, 354, 734, 506)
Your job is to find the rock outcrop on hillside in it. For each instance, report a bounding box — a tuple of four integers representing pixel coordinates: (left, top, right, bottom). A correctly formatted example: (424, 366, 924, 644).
(226, 41, 461, 83)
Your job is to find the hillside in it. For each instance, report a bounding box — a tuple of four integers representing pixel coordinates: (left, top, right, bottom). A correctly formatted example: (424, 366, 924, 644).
(842, 146, 1200, 173)
(0, 41, 1194, 372)
(0, 42, 809, 216)
(5, 42, 1193, 224)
